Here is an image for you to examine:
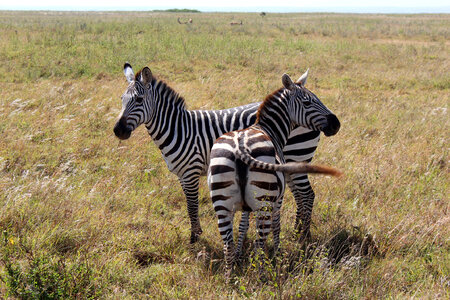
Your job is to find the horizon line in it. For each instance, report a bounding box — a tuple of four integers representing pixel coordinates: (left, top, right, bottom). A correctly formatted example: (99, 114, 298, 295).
(1, 6, 450, 14)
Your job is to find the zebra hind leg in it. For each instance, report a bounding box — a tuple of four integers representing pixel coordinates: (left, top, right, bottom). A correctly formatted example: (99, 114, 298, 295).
(224, 236, 235, 280)
(271, 202, 282, 253)
(217, 212, 235, 280)
(179, 176, 203, 243)
(253, 207, 272, 275)
(235, 211, 250, 262)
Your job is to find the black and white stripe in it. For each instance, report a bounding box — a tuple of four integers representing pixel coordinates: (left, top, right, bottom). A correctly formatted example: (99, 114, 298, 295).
(207, 73, 341, 274)
(113, 64, 340, 243)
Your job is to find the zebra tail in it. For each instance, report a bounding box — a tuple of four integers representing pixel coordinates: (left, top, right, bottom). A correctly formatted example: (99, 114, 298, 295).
(280, 162, 343, 177)
(237, 149, 342, 177)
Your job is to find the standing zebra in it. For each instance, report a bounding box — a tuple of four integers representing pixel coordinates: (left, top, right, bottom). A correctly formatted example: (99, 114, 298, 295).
(113, 64, 340, 243)
(208, 73, 341, 274)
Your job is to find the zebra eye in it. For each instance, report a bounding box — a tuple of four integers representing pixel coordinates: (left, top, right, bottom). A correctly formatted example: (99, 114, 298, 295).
(136, 96, 144, 104)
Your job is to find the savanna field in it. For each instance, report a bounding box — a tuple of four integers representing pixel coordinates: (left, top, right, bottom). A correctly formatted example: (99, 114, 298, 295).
(0, 11, 449, 298)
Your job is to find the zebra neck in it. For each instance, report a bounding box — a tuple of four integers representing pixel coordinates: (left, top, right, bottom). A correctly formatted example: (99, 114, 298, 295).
(258, 122, 289, 160)
(144, 79, 189, 150)
(256, 101, 291, 159)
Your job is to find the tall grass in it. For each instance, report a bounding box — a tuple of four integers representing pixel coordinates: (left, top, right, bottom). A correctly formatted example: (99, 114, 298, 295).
(0, 11, 448, 298)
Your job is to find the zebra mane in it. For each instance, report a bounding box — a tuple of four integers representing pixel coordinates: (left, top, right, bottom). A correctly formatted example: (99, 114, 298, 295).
(152, 78, 187, 110)
(255, 86, 286, 123)
(134, 69, 187, 110)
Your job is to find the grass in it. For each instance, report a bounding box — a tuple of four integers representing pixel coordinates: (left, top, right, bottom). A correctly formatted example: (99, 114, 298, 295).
(0, 11, 449, 298)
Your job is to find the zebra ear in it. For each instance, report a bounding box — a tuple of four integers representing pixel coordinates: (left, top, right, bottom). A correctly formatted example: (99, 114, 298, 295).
(141, 67, 153, 86)
(282, 73, 295, 91)
(124, 63, 134, 83)
(297, 68, 309, 85)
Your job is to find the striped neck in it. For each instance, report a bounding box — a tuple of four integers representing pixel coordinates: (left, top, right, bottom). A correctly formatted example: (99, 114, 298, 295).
(145, 79, 188, 148)
(256, 89, 291, 157)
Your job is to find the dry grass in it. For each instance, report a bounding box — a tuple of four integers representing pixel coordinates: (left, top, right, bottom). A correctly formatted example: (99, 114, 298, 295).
(0, 11, 449, 298)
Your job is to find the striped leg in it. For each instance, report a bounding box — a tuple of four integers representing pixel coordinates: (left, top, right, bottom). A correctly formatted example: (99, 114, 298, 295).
(218, 212, 235, 277)
(252, 206, 272, 275)
(255, 205, 273, 251)
(235, 211, 250, 259)
(271, 199, 283, 252)
(288, 173, 315, 241)
(208, 155, 241, 276)
(179, 176, 202, 244)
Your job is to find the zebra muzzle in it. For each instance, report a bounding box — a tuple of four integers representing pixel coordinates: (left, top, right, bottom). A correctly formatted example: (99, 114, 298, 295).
(322, 114, 341, 137)
(113, 117, 133, 140)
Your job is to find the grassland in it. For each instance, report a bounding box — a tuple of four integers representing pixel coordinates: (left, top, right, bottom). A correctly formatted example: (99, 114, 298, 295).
(0, 11, 448, 298)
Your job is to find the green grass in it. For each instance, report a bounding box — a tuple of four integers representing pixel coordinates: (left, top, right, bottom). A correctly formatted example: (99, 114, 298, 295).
(0, 11, 449, 298)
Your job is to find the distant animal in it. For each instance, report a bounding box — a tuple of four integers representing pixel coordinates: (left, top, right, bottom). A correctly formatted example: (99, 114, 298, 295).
(230, 20, 243, 25)
(208, 73, 341, 275)
(260, 12, 266, 17)
(113, 64, 340, 244)
(177, 17, 193, 24)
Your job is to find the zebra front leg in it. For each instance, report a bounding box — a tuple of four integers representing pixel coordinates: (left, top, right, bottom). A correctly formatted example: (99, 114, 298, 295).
(288, 173, 315, 242)
(179, 176, 203, 243)
(235, 211, 250, 261)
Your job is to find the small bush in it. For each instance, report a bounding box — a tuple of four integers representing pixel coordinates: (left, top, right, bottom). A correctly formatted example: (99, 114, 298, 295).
(0, 232, 101, 299)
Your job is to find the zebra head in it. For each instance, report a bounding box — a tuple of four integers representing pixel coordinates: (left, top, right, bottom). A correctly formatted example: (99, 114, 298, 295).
(282, 70, 340, 136)
(114, 63, 154, 140)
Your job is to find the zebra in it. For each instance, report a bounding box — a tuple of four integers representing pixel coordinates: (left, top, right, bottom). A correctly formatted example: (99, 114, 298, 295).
(207, 73, 341, 275)
(113, 63, 340, 243)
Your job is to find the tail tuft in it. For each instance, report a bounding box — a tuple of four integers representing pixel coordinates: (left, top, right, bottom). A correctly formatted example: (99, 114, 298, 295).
(283, 162, 343, 177)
